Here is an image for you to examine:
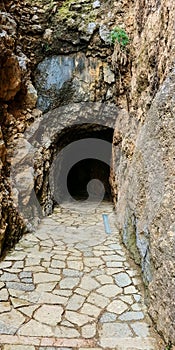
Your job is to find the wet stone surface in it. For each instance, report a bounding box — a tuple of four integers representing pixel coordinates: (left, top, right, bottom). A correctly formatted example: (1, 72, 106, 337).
(0, 202, 161, 349)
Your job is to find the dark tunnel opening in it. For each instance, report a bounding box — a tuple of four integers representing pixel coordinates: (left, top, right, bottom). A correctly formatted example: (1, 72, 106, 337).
(50, 124, 114, 206)
(67, 158, 112, 201)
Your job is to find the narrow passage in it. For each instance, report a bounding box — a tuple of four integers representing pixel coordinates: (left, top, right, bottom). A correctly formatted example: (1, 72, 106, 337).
(0, 202, 162, 349)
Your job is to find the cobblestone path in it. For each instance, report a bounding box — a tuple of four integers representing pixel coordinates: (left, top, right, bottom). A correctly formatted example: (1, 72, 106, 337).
(0, 202, 162, 350)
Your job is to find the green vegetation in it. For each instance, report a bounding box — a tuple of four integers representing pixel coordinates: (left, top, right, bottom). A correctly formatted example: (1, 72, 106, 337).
(109, 27, 129, 47)
(165, 343, 172, 350)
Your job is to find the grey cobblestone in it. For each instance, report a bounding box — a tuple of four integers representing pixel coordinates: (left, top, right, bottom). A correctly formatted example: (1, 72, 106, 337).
(0, 202, 161, 349)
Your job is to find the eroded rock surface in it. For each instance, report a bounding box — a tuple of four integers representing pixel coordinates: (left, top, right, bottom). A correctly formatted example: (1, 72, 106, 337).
(0, 0, 175, 345)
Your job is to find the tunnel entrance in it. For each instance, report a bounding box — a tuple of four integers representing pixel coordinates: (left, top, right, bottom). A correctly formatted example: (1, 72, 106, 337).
(50, 124, 114, 207)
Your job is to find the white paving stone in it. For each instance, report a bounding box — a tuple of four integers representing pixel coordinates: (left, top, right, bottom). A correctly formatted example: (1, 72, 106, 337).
(114, 272, 132, 287)
(33, 272, 60, 284)
(87, 292, 109, 308)
(80, 302, 101, 317)
(0, 309, 25, 335)
(59, 277, 80, 289)
(81, 323, 96, 338)
(79, 275, 100, 291)
(65, 310, 94, 326)
(34, 304, 63, 325)
(66, 294, 85, 310)
(18, 319, 54, 336)
(97, 284, 122, 298)
(107, 300, 128, 314)
(96, 274, 113, 284)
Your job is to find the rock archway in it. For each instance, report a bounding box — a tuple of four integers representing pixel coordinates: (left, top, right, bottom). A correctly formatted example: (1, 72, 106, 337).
(10, 102, 117, 231)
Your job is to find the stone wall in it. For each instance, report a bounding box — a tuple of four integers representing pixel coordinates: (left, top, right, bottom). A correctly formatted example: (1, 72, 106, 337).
(112, 0, 175, 344)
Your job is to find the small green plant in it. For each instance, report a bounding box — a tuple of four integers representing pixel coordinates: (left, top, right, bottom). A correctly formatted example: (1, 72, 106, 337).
(165, 343, 172, 350)
(109, 27, 129, 47)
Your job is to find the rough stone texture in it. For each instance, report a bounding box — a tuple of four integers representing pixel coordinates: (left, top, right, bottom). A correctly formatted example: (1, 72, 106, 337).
(0, 203, 162, 349)
(116, 67, 175, 343)
(110, 1, 175, 345)
(0, 0, 174, 346)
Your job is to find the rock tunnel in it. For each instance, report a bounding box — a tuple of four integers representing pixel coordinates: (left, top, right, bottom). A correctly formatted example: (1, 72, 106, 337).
(39, 123, 114, 210)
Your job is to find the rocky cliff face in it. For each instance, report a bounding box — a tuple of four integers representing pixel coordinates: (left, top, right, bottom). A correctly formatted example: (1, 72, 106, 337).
(112, 0, 175, 343)
(0, 0, 175, 345)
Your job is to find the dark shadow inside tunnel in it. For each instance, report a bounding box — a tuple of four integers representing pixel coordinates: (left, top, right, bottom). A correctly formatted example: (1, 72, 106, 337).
(67, 159, 111, 200)
(50, 124, 114, 205)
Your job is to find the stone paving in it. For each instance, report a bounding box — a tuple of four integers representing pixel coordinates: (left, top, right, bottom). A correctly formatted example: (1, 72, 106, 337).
(0, 202, 163, 350)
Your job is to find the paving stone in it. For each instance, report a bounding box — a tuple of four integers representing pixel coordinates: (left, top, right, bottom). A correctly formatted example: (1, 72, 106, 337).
(61, 320, 75, 327)
(39, 348, 72, 350)
(79, 276, 100, 291)
(81, 323, 96, 338)
(0, 261, 12, 268)
(25, 257, 41, 266)
(33, 272, 60, 284)
(100, 312, 117, 323)
(133, 294, 142, 302)
(84, 257, 103, 267)
(124, 285, 138, 294)
(66, 294, 85, 311)
(119, 311, 144, 321)
(0, 309, 25, 335)
(36, 282, 57, 292)
(1, 272, 19, 282)
(74, 287, 89, 297)
(39, 292, 68, 305)
(119, 295, 134, 304)
(0, 282, 5, 289)
(102, 255, 126, 262)
(114, 272, 132, 288)
(10, 297, 31, 308)
(62, 269, 83, 277)
(19, 271, 32, 279)
(51, 259, 65, 268)
(53, 289, 72, 297)
(34, 305, 63, 325)
(80, 302, 101, 317)
(18, 319, 54, 336)
(67, 260, 83, 270)
(95, 274, 113, 284)
(131, 303, 142, 311)
(47, 268, 61, 275)
(87, 292, 109, 308)
(100, 336, 158, 349)
(131, 322, 150, 337)
(3, 346, 35, 350)
(106, 261, 124, 268)
(5, 253, 26, 261)
(97, 284, 122, 298)
(55, 325, 80, 338)
(100, 322, 132, 338)
(59, 277, 80, 289)
(0, 288, 9, 301)
(107, 300, 128, 314)
(65, 311, 94, 326)
(109, 243, 122, 250)
(18, 305, 39, 317)
(106, 267, 124, 275)
(6, 282, 35, 292)
(0, 302, 11, 313)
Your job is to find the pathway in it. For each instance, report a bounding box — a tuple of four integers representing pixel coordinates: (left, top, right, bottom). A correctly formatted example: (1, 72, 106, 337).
(0, 202, 163, 349)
